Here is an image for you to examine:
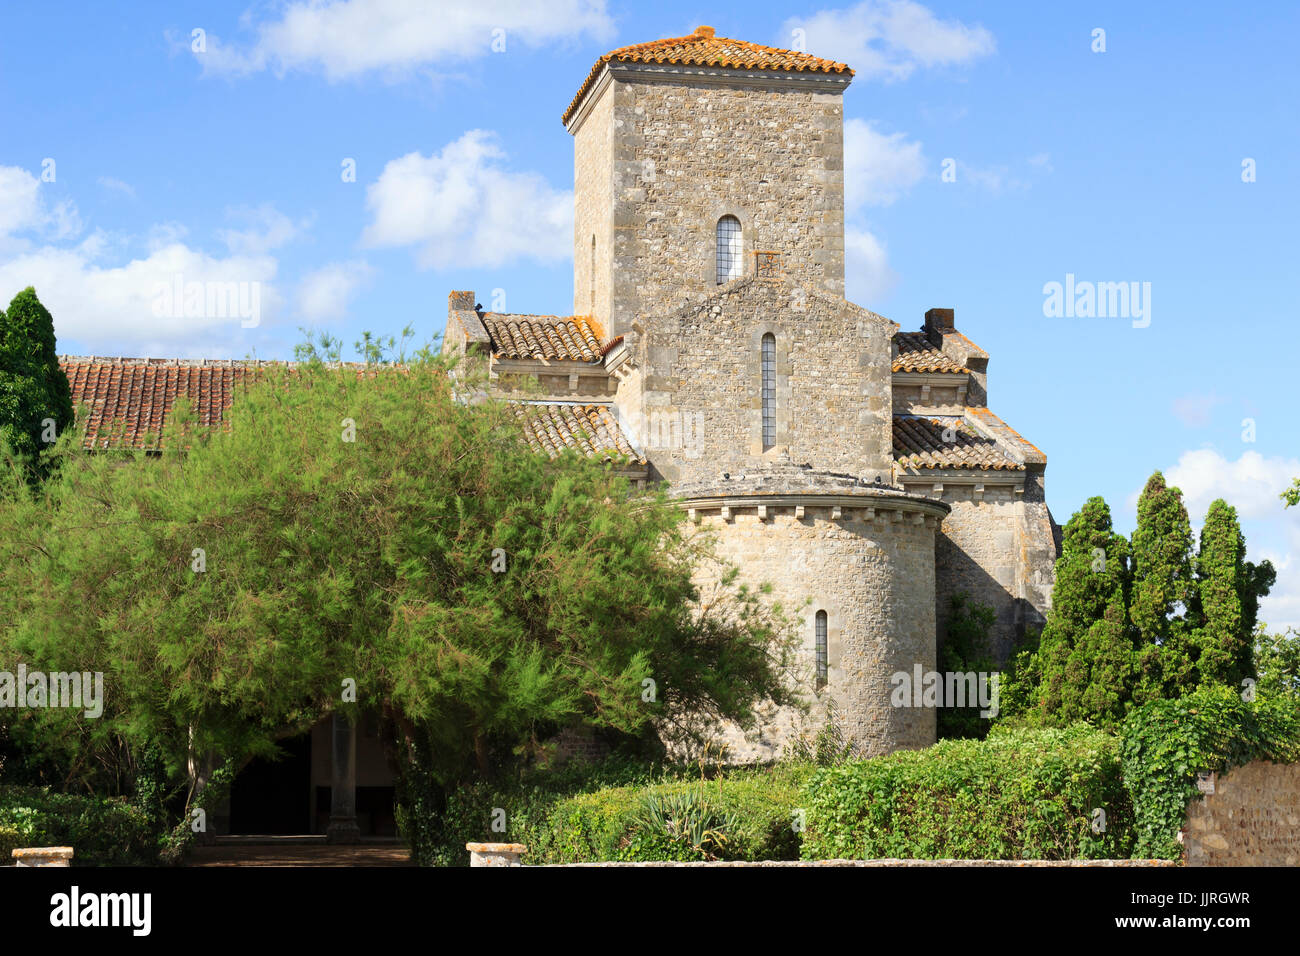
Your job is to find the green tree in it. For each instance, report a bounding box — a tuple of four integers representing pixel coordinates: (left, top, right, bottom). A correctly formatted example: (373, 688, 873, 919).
(1189, 499, 1273, 688)
(1032, 497, 1133, 725)
(0, 335, 799, 831)
(1129, 472, 1197, 702)
(1282, 479, 1299, 508)
(0, 287, 74, 472)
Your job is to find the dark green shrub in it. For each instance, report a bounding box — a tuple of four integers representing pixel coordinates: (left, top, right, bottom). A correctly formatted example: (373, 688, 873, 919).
(1121, 686, 1300, 859)
(801, 726, 1132, 860)
(409, 754, 671, 866)
(0, 786, 158, 866)
(525, 763, 811, 863)
(0, 823, 20, 861)
(937, 593, 997, 740)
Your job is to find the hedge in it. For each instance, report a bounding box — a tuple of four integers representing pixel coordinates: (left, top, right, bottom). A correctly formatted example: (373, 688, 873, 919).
(800, 725, 1133, 860)
(0, 786, 158, 866)
(429, 761, 811, 865)
(528, 764, 811, 863)
(1121, 687, 1300, 859)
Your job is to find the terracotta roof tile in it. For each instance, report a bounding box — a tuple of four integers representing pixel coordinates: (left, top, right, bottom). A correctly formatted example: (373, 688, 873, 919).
(892, 415, 1023, 471)
(58, 357, 380, 449)
(59, 359, 645, 467)
(564, 25, 853, 125)
(482, 313, 604, 362)
(60, 357, 249, 449)
(968, 406, 1046, 465)
(892, 332, 966, 374)
(514, 403, 644, 464)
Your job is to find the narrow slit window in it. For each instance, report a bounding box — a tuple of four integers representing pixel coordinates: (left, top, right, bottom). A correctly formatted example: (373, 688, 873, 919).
(815, 610, 828, 688)
(716, 215, 742, 284)
(761, 333, 776, 450)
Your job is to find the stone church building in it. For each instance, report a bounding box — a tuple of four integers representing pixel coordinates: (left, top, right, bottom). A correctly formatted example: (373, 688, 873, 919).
(54, 27, 1060, 831)
(442, 26, 1060, 759)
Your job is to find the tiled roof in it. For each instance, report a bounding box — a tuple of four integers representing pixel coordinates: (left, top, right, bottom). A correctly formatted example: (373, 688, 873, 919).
(61, 357, 249, 449)
(968, 406, 1046, 465)
(892, 332, 966, 374)
(482, 313, 604, 362)
(892, 416, 1023, 471)
(564, 25, 853, 125)
(515, 403, 644, 464)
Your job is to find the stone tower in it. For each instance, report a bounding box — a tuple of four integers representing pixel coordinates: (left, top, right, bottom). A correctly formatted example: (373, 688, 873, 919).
(562, 27, 948, 759)
(566, 24, 850, 340)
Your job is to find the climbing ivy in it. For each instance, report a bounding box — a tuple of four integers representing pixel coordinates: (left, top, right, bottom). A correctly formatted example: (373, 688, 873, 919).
(1120, 686, 1300, 859)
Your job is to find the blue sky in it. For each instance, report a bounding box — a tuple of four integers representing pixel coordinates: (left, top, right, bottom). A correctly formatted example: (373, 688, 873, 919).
(1, 1, 1297, 627)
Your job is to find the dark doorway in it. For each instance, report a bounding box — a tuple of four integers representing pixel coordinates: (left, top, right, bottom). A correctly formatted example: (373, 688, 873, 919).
(229, 734, 312, 834)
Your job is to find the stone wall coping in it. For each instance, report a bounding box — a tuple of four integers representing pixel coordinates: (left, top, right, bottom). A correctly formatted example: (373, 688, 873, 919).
(12, 847, 74, 860)
(466, 843, 526, 853)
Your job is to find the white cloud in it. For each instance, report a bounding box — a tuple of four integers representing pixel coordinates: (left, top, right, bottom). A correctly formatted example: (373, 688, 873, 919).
(953, 160, 1025, 194)
(845, 226, 897, 304)
(297, 260, 375, 321)
(1162, 448, 1300, 523)
(97, 176, 136, 199)
(0, 235, 283, 358)
(0, 165, 81, 242)
(362, 130, 571, 269)
(193, 0, 615, 80)
(843, 118, 925, 210)
(781, 0, 995, 82)
(1171, 392, 1225, 428)
(217, 204, 309, 256)
(0, 166, 44, 236)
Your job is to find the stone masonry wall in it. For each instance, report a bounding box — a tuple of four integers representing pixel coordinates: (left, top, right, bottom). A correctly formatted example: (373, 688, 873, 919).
(604, 75, 845, 337)
(640, 274, 894, 485)
(691, 500, 939, 762)
(900, 470, 1054, 666)
(572, 80, 615, 326)
(1184, 761, 1300, 866)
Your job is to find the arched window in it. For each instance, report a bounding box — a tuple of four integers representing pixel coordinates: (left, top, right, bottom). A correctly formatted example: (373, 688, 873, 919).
(761, 333, 776, 450)
(716, 215, 742, 284)
(815, 610, 828, 688)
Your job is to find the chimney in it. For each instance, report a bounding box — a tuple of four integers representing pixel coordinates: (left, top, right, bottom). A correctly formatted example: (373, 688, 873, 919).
(924, 307, 954, 344)
(448, 290, 476, 313)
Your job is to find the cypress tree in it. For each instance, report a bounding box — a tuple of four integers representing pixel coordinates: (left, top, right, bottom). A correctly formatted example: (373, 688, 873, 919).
(1129, 472, 1196, 702)
(1035, 496, 1133, 723)
(1191, 499, 1248, 686)
(0, 287, 74, 468)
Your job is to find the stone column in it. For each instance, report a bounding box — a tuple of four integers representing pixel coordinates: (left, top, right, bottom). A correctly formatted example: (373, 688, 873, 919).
(326, 713, 361, 844)
(466, 843, 526, 866)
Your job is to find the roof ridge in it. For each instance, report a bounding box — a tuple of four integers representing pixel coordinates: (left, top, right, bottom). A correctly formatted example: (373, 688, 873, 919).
(563, 27, 853, 126)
